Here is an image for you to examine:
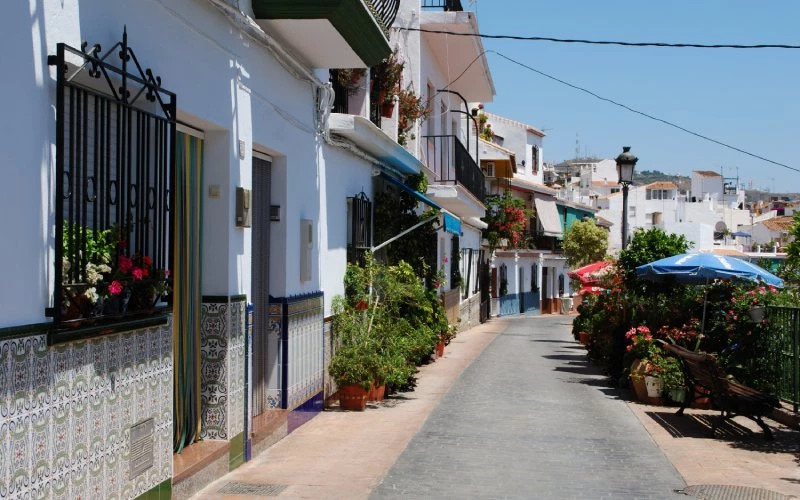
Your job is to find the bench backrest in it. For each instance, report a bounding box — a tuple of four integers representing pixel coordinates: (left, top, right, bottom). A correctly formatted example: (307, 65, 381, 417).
(661, 343, 725, 391)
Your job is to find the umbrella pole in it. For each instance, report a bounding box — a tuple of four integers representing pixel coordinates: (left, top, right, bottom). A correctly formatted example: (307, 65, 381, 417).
(699, 278, 709, 350)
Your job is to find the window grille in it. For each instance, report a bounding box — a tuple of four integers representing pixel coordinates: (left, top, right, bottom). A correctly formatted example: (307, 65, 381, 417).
(47, 30, 176, 341)
(450, 235, 461, 290)
(348, 192, 372, 263)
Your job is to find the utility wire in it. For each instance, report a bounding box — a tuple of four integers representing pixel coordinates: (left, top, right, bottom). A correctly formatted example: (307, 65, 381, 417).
(490, 51, 798, 173)
(401, 27, 800, 50)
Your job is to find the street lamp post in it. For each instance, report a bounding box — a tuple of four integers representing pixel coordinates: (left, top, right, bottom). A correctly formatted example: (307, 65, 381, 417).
(615, 146, 638, 250)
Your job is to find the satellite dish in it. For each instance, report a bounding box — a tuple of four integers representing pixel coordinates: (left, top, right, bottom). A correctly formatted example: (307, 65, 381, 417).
(715, 221, 727, 233)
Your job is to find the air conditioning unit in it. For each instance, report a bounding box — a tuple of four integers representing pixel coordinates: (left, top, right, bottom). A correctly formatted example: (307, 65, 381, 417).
(486, 162, 495, 177)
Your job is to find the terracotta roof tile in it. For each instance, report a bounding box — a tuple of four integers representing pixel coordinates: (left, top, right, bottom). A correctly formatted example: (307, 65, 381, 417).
(694, 170, 721, 177)
(645, 181, 677, 189)
(761, 216, 795, 231)
(591, 180, 620, 187)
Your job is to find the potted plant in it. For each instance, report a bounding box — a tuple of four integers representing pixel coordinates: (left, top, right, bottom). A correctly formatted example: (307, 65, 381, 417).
(334, 68, 367, 96)
(396, 86, 431, 146)
(659, 355, 687, 404)
(371, 49, 404, 118)
(329, 342, 375, 410)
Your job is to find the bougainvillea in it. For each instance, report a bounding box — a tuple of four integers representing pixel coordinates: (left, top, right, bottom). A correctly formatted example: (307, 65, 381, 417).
(482, 190, 532, 251)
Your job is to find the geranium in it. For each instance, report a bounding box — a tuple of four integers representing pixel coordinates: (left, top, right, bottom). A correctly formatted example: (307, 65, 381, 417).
(108, 280, 123, 295)
(118, 255, 133, 273)
(132, 267, 144, 280)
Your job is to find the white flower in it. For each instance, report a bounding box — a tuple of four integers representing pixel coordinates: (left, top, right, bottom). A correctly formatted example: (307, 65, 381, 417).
(83, 287, 99, 304)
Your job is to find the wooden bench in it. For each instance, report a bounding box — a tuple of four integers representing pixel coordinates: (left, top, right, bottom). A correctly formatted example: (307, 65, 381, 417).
(661, 343, 779, 439)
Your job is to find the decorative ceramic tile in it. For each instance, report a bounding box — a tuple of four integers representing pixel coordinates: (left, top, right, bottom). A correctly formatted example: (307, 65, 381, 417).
(50, 472, 69, 500)
(0, 420, 8, 499)
(51, 344, 71, 405)
(30, 337, 50, 411)
(72, 341, 90, 398)
(51, 401, 70, 475)
(88, 391, 106, 458)
(0, 341, 9, 420)
(9, 337, 33, 417)
(30, 408, 52, 485)
(87, 456, 105, 499)
(119, 333, 136, 384)
(70, 395, 89, 465)
(7, 413, 31, 497)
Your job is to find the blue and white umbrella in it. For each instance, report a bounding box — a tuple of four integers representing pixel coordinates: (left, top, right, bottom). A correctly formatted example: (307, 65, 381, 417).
(635, 252, 783, 287)
(636, 252, 783, 333)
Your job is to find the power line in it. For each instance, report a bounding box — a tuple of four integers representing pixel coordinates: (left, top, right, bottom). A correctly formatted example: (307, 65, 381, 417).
(490, 51, 798, 173)
(400, 27, 800, 50)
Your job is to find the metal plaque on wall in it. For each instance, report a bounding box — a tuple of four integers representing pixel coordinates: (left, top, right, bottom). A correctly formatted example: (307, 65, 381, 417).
(129, 418, 155, 479)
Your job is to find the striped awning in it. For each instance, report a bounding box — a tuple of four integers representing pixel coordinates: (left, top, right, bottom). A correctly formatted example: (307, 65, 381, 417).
(534, 194, 563, 237)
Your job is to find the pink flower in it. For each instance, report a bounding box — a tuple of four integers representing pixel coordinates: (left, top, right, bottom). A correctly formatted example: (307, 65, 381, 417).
(109, 281, 123, 295)
(731, 297, 737, 303)
(132, 268, 144, 280)
(443, 257, 449, 263)
(164, 269, 171, 278)
(118, 255, 133, 273)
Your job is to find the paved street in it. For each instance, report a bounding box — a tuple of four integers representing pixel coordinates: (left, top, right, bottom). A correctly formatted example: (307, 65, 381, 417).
(372, 315, 685, 499)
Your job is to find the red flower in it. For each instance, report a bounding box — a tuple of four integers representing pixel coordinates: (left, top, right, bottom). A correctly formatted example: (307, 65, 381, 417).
(109, 281, 123, 295)
(143, 255, 153, 267)
(132, 268, 144, 280)
(119, 255, 133, 273)
(141, 267, 150, 278)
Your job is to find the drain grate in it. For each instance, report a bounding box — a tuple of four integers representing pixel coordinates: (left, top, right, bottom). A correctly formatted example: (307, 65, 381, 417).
(217, 481, 288, 496)
(680, 484, 793, 500)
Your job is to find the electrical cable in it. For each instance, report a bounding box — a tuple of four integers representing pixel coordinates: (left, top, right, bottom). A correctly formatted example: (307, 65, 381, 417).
(401, 27, 800, 50)
(490, 51, 798, 173)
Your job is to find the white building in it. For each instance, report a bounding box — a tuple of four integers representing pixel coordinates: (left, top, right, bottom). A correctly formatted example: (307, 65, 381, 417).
(0, 0, 430, 497)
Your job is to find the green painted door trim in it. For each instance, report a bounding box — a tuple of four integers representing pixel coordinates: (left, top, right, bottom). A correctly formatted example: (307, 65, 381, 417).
(252, 0, 391, 66)
(229, 432, 246, 470)
(134, 479, 172, 500)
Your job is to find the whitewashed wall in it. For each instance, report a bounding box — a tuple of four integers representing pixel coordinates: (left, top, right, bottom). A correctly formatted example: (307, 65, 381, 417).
(0, 0, 334, 326)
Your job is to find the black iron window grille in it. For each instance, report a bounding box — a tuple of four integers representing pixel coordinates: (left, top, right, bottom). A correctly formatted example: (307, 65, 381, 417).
(369, 71, 383, 128)
(421, 0, 464, 11)
(47, 28, 176, 340)
(348, 192, 373, 264)
(330, 69, 351, 114)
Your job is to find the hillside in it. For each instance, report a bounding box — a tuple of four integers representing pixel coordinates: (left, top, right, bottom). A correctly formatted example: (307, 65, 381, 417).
(632, 170, 690, 190)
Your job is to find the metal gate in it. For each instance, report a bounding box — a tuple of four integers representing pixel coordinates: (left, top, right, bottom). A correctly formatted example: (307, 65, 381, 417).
(251, 156, 274, 415)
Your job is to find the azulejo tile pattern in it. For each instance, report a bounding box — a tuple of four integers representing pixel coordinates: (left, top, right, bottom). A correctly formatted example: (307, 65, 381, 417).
(200, 297, 246, 441)
(285, 294, 324, 411)
(0, 320, 173, 500)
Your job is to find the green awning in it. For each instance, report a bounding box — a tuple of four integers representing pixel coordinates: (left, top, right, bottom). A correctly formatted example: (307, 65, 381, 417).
(380, 172, 442, 211)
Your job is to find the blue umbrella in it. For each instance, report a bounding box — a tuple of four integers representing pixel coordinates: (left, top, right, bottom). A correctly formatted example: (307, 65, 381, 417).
(731, 231, 751, 238)
(636, 253, 783, 287)
(636, 252, 783, 334)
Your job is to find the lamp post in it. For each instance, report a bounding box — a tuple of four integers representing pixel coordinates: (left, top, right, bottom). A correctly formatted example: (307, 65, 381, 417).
(615, 146, 638, 250)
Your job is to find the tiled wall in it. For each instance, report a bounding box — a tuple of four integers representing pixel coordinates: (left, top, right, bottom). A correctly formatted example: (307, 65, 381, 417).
(200, 297, 246, 441)
(0, 321, 173, 499)
(269, 293, 323, 411)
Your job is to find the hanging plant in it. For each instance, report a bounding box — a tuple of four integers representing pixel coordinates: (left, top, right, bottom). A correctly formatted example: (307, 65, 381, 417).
(335, 68, 367, 96)
(397, 86, 431, 146)
(371, 48, 404, 110)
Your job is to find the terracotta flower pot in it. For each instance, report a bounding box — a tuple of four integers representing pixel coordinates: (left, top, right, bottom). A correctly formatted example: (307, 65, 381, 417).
(436, 335, 446, 358)
(339, 384, 368, 411)
(368, 384, 386, 402)
(578, 331, 589, 345)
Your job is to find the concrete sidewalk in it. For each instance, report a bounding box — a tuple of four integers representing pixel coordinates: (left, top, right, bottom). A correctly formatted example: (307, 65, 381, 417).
(192, 318, 509, 499)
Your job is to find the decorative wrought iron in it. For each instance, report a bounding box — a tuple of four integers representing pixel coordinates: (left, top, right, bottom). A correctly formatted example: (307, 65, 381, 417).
(423, 135, 486, 202)
(348, 192, 373, 263)
(47, 27, 176, 340)
(367, 0, 401, 32)
(329, 70, 350, 114)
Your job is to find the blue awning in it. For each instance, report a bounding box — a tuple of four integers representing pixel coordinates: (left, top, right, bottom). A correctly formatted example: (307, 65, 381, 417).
(380, 172, 441, 211)
(443, 212, 462, 236)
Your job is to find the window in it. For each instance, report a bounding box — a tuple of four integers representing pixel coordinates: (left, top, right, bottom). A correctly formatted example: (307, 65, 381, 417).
(49, 34, 176, 340)
(485, 162, 495, 177)
(531, 145, 539, 175)
(450, 235, 461, 290)
(531, 265, 538, 292)
(347, 192, 373, 264)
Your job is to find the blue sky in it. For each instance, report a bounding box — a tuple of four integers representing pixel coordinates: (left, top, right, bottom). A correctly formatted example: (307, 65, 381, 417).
(473, 1, 799, 192)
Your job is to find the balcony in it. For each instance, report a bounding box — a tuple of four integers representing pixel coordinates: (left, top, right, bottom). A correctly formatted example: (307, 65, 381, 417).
(253, 0, 398, 67)
(421, 0, 464, 10)
(423, 135, 485, 204)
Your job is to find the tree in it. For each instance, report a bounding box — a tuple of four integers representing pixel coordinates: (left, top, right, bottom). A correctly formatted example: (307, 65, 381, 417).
(617, 227, 690, 288)
(562, 219, 608, 268)
(780, 212, 800, 284)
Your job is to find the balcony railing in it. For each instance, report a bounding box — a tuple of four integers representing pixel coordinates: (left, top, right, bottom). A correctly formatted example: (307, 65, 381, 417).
(367, 0, 401, 31)
(421, 0, 464, 11)
(329, 70, 350, 114)
(423, 135, 485, 202)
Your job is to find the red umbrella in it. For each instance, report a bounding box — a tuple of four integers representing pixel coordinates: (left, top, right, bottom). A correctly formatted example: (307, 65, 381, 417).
(577, 285, 607, 295)
(567, 260, 614, 285)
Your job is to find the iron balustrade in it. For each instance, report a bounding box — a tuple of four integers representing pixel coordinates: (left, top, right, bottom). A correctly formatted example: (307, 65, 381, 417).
(329, 70, 350, 114)
(48, 29, 176, 339)
(421, 0, 464, 11)
(347, 192, 373, 263)
(423, 135, 485, 202)
(368, 0, 401, 30)
(765, 306, 800, 412)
